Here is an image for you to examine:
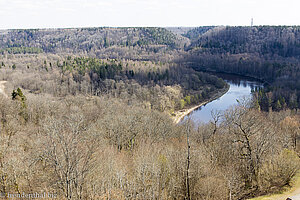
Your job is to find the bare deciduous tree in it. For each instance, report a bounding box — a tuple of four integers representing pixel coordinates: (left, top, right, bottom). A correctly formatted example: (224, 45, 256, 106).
(40, 112, 99, 199)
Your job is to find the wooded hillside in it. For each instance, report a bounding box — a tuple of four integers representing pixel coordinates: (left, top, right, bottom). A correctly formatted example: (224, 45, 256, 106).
(181, 26, 300, 112)
(0, 28, 189, 61)
(0, 26, 300, 199)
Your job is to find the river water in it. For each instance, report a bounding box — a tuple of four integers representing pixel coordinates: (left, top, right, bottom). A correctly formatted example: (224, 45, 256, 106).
(183, 73, 264, 124)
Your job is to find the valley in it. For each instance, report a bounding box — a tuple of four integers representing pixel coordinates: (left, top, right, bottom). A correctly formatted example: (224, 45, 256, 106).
(0, 26, 299, 199)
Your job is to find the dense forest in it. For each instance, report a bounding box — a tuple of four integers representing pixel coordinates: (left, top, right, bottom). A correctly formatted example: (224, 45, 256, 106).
(0, 54, 226, 115)
(0, 26, 300, 199)
(0, 28, 189, 61)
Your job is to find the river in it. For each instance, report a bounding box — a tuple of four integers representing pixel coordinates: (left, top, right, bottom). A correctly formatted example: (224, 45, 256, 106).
(182, 73, 264, 124)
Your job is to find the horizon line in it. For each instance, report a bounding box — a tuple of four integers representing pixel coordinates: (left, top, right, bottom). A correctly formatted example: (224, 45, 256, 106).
(1, 24, 300, 30)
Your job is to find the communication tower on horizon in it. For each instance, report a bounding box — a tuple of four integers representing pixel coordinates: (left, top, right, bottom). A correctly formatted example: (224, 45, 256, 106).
(251, 18, 254, 27)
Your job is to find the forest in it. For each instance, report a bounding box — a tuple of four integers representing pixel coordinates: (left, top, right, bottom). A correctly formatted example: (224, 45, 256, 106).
(182, 26, 300, 112)
(0, 26, 300, 199)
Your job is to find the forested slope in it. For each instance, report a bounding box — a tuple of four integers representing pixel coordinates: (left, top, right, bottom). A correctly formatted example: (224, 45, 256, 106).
(181, 26, 300, 111)
(187, 26, 300, 58)
(0, 27, 189, 60)
(0, 54, 226, 115)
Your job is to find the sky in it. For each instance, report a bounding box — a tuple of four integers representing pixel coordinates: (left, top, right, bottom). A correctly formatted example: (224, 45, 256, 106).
(0, 0, 299, 29)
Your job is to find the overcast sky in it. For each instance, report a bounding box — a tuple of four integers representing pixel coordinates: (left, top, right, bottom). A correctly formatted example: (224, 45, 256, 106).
(0, 0, 299, 29)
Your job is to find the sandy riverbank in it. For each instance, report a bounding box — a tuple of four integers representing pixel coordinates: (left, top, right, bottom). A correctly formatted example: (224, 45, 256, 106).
(0, 81, 8, 98)
(172, 85, 230, 124)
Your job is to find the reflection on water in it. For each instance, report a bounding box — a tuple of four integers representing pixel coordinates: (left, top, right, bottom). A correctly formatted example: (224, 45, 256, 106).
(182, 73, 264, 125)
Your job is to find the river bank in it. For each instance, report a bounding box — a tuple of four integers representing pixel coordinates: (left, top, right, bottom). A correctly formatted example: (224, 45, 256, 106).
(172, 84, 230, 124)
(0, 81, 8, 98)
